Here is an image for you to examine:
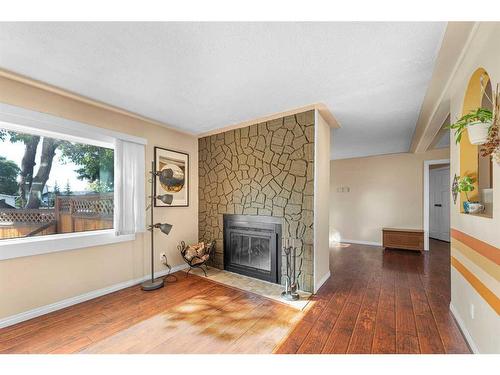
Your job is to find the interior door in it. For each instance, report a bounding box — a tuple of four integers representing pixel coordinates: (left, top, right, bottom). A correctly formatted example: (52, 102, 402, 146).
(429, 166, 450, 242)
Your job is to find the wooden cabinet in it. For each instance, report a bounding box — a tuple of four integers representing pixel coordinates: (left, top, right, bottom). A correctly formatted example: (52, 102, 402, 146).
(382, 228, 423, 252)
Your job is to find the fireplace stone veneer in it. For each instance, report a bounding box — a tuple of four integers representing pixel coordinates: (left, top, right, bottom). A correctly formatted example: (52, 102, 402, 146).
(199, 110, 315, 292)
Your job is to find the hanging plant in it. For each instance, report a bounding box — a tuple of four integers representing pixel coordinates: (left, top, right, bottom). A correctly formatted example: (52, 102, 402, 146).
(480, 83, 500, 164)
(448, 107, 493, 145)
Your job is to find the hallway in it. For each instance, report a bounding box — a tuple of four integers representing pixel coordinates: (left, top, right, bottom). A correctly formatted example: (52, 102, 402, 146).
(275, 240, 471, 354)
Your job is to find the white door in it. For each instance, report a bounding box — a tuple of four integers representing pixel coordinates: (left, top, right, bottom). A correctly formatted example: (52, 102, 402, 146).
(429, 166, 450, 242)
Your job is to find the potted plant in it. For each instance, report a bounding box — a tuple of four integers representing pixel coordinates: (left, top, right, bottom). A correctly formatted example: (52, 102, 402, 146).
(454, 176, 484, 214)
(448, 108, 493, 145)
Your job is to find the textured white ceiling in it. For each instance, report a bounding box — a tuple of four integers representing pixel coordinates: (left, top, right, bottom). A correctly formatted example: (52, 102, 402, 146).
(0, 22, 446, 159)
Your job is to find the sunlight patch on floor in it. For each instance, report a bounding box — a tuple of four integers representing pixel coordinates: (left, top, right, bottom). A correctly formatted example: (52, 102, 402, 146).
(81, 287, 301, 354)
(184, 267, 312, 310)
(331, 242, 351, 248)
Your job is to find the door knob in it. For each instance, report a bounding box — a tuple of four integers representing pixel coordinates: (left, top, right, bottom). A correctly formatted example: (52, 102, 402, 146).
(434, 204, 442, 207)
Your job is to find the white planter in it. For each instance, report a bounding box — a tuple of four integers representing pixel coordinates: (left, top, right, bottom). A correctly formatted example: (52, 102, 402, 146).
(467, 120, 491, 145)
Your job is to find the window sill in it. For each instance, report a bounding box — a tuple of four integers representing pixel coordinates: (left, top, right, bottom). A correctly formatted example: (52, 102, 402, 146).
(0, 230, 136, 261)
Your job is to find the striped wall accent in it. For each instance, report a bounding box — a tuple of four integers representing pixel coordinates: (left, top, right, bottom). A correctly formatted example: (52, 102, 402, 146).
(451, 229, 500, 265)
(450, 229, 500, 315)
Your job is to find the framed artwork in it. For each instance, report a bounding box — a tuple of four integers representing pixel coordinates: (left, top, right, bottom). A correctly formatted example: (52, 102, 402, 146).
(154, 146, 189, 207)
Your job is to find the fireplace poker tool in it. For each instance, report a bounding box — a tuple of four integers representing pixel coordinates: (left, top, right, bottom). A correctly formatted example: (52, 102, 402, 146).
(281, 240, 303, 301)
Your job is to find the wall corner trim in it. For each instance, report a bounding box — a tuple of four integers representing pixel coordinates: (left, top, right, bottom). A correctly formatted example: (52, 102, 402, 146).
(449, 302, 479, 354)
(0, 263, 188, 329)
(314, 271, 331, 293)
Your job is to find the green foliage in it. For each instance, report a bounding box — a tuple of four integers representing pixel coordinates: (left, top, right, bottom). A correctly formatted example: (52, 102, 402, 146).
(87, 179, 113, 193)
(1, 129, 114, 208)
(15, 196, 23, 208)
(64, 180, 72, 196)
(447, 108, 493, 144)
(59, 142, 114, 187)
(53, 180, 61, 195)
(455, 176, 475, 202)
(0, 156, 20, 195)
(7, 130, 39, 145)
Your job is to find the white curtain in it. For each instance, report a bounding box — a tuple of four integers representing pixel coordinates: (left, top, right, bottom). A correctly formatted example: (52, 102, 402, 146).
(114, 139, 146, 235)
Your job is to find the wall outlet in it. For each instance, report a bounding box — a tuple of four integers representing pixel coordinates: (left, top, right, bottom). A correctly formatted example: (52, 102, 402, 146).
(470, 303, 475, 319)
(336, 186, 351, 193)
(160, 253, 167, 265)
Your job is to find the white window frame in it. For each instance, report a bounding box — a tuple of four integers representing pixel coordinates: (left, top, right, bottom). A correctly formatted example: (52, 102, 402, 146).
(0, 103, 147, 260)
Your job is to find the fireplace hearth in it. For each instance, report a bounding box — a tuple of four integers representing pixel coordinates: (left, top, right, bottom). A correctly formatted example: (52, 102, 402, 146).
(223, 214, 282, 284)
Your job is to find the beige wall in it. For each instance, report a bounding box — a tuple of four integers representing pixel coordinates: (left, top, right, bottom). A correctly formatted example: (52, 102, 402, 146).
(0, 75, 199, 320)
(313, 111, 330, 291)
(447, 23, 500, 353)
(330, 148, 449, 245)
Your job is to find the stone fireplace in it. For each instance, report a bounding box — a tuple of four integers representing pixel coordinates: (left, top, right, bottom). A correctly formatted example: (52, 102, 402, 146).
(198, 106, 335, 292)
(223, 214, 282, 284)
(199, 110, 316, 292)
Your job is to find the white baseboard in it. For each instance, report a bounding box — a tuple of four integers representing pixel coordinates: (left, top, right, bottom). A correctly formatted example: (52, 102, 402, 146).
(314, 271, 331, 293)
(340, 239, 382, 247)
(449, 302, 479, 354)
(0, 263, 188, 329)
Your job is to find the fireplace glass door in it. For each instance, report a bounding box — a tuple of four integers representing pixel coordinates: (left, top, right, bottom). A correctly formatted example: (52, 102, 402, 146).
(229, 232, 271, 272)
(223, 214, 281, 284)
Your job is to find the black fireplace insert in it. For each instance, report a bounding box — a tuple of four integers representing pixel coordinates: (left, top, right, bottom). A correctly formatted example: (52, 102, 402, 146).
(223, 214, 282, 284)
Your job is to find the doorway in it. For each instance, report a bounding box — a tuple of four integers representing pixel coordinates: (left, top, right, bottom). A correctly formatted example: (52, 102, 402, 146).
(423, 158, 450, 250)
(429, 165, 450, 242)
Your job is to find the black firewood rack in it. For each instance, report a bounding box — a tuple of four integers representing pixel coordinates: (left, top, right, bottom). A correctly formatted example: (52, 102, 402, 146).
(178, 240, 216, 277)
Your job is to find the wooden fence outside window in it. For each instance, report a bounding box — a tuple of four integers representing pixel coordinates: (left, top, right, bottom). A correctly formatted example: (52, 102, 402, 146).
(0, 194, 113, 240)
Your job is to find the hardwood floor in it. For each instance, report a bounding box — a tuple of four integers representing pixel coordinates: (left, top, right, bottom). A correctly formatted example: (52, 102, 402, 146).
(275, 239, 471, 354)
(0, 273, 301, 354)
(0, 239, 470, 354)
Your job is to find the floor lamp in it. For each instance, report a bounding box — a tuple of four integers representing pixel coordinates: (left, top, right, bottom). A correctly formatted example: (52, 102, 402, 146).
(141, 161, 174, 291)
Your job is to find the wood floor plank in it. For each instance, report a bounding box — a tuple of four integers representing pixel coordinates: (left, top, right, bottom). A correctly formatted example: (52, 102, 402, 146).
(425, 290, 471, 354)
(223, 300, 301, 354)
(2, 313, 109, 354)
(189, 295, 268, 354)
(372, 308, 396, 353)
(372, 268, 396, 354)
(347, 285, 381, 353)
(395, 267, 420, 354)
(319, 271, 376, 354)
(321, 302, 361, 353)
(296, 282, 351, 353)
(274, 282, 338, 354)
(145, 287, 249, 354)
(84, 283, 245, 354)
(0, 240, 470, 354)
(49, 336, 93, 354)
(297, 241, 468, 354)
(405, 254, 446, 354)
